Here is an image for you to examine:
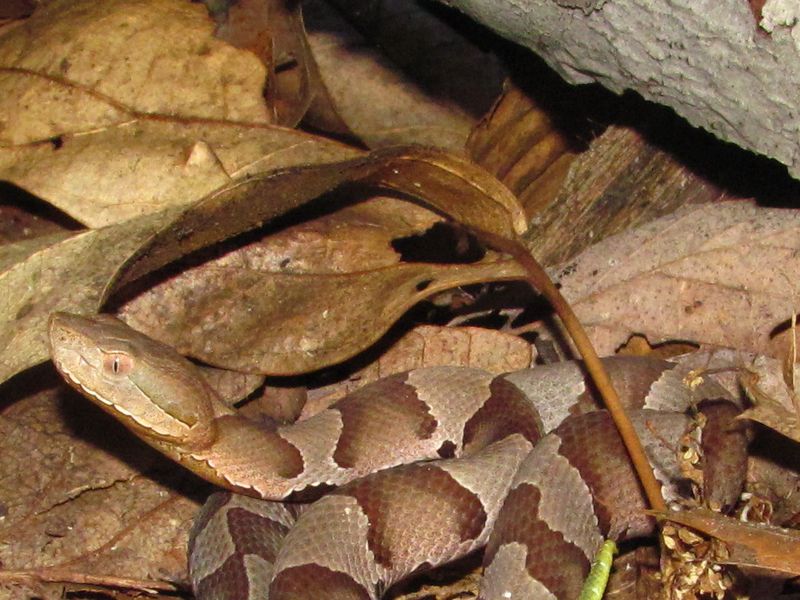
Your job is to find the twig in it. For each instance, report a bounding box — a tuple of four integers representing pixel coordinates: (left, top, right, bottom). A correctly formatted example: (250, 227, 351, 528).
(0, 568, 182, 595)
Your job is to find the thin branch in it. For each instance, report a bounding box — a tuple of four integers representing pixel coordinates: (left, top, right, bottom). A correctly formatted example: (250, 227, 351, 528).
(0, 568, 182, 595)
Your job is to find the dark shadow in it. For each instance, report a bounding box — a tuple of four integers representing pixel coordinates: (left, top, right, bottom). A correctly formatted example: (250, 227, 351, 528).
(502, 45, 800, 206)
(385, 550, 483, 599)
(0, 182, 85, 243)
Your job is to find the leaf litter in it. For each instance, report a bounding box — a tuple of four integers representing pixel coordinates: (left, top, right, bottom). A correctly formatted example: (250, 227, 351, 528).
(0, 0, 799, 598)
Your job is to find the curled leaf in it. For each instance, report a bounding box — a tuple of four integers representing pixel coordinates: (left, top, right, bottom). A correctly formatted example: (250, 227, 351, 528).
(119, 145, 527, 285)
(739, 369, 800, 444)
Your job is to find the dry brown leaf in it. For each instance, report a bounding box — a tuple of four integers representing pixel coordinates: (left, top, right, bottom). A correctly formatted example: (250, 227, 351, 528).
(216, 0, 315, 128)
(0, 378, 198, 597)
(739, 369, 800, 444)
(0, 121, 358, 227)
(326, 0, 503, 119)
(114, 144, 528, 374)
(302, 0, 502, 151)
(119, 251, 524, 375)
(199, 365, 265, 407)
(116, 145, 527, 286)
(117, 196, 444, 370)
(0, 0, 359, 226)
(0, 0, 268, 143)
(553, 201, 800, 357)
(0, 207, 183, 385)
(262, 0, 315, 128)
(661, 508, 800, 576)
(0, 231, 72, 273)
(1, 145, 525, 385)
(0, 202, 69, 246)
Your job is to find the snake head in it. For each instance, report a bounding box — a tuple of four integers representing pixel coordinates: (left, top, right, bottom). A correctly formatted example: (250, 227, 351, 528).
(48, 312, 217, 451)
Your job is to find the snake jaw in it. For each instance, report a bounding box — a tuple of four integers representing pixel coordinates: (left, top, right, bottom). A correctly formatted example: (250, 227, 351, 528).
(48, 312, 218, 451)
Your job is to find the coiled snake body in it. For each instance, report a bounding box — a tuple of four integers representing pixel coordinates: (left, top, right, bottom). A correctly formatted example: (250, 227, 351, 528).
(48, 313, 748, 599)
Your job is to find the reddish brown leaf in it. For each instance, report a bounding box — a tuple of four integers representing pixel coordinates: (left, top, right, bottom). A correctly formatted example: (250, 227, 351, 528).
(661, 508, 800, 576)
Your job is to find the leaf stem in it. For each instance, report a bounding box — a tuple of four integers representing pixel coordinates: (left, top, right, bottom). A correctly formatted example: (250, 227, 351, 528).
(475, 230, 667, 513)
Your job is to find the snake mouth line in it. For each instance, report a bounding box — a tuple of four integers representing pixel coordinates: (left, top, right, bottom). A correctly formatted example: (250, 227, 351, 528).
(59, 363, 177, 436)
(60, 365, 114, 408)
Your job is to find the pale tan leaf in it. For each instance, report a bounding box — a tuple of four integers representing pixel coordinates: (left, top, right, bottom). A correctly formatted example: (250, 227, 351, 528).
(0, 0, 359, 227)
(0, 0, 268, 144)
(0, 0, 358, 227)
(0, 121, 358, 227)
(0, 207, 183, 384)
(0, 231, 72, 273)
(0, 145, 524, 384)
(303, 0, 502, 151)
(740, 402, 800, 444)
(554, 201, 800, 357)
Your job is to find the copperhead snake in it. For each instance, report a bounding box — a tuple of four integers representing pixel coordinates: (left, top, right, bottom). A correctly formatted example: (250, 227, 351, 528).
(47, 312, 749, 599)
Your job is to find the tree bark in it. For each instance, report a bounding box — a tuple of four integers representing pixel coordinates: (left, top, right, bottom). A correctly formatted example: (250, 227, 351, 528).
(438, 0, 800, 179)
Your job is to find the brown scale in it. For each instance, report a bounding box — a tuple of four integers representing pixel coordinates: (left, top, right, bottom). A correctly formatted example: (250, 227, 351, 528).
(194, 555, 254, 600)
(554, 411, 653, 539)
(212, 416, 305, 480)
(270, 564, 371, 600)
(462, 377, 545, 452)
(697, 399, 749, 511)
(575, 356, 673, 409)
(225, 506, 290, 564)
(338, 463, 487, 569)
(191, 494, 294, 600)
(484, 483, 589, 599)
(333, 375, 438, 469)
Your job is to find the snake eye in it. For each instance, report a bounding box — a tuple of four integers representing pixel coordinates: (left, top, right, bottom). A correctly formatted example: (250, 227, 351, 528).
(103, 352, 132, 377)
